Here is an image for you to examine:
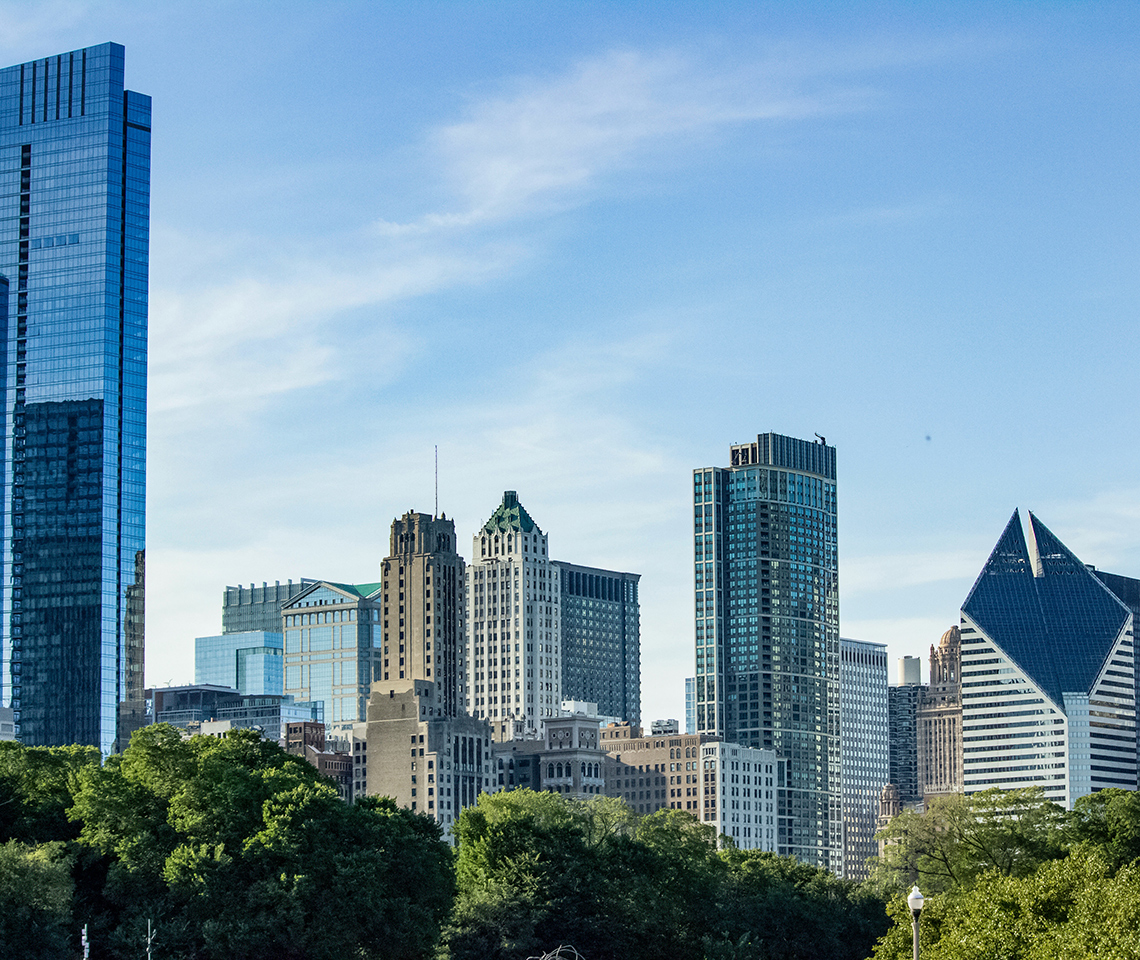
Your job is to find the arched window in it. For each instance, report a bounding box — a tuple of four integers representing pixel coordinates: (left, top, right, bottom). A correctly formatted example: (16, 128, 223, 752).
(580, 762, 586, 778)
(548, 764, 554, 779)
(593, 763, 599, 779)
(556, 762, 563, 778)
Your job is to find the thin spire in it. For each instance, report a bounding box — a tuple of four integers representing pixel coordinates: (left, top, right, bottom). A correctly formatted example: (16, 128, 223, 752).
(434, 445, 438, 519)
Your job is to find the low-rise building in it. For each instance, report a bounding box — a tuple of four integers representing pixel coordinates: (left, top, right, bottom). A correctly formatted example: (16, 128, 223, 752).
(150, 684, 319, 743)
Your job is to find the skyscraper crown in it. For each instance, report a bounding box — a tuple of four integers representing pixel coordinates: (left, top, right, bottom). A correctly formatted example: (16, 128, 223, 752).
(482, 490, 540, 535)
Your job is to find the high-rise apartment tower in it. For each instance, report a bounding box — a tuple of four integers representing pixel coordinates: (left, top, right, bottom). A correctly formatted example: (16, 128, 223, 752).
(1, 44, 150, 751)
(693, 432, 840, 870)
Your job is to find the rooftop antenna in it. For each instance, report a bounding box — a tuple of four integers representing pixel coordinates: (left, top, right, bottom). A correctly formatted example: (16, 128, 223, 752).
(434, 445, 439, 519)
(815, 433, 826, 445)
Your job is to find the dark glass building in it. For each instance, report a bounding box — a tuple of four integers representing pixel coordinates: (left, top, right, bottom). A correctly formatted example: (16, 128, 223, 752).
(693, 432, 840, 870)
(0, 44, 149, 752)
(960, 511, 1136, 806)
(554, 561, 640, 723)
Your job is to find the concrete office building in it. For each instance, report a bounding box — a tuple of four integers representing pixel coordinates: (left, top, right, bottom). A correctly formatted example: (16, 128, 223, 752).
(839, 637, 889, 880)
(1, 44, 150, 752)
(378, 512, 465, 716)
(554, 561, 641, 724)
(360, 678, 493, 838)
(692, 432, 840, 869)
(222, 580, 313, 634)
(466, 491, 560, 741)
(195, 631, 283, 696)
(960, 511, 1136, 807)
(281, 581, 382, 737)
(917, 626, 963, 799)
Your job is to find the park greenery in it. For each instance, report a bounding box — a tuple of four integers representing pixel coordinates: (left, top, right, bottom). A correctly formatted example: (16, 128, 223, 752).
(4, 728, 1140, 960)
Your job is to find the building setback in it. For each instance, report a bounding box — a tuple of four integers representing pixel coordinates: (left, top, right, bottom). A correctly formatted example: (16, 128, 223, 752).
(465, 491, 560, 741)
(960, 510, 1136, 807)
(554, 560, 641, 723)
(378, 511, 465, 716)
(693, 432, 840, 870)
(1, 44, 150, 752)
(839, 637, 889, 881)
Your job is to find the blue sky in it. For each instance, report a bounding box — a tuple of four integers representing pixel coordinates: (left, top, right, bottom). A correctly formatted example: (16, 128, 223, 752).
(4, 1, 1139, 722)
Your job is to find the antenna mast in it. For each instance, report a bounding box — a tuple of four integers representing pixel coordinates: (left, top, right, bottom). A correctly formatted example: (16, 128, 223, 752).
(434, 445, 439, 518)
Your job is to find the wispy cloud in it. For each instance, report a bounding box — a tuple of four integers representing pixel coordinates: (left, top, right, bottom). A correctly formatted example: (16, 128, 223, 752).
(841, 548, 980, 597)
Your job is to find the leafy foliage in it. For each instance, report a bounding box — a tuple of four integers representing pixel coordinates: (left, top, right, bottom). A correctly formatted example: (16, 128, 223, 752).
(0, 840, 75, 960)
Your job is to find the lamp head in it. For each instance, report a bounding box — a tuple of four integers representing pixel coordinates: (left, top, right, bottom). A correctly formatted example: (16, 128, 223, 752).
(907, 885, 925, 914)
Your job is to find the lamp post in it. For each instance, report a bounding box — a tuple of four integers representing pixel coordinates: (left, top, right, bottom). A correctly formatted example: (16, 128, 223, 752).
(907, 885, 925, 960)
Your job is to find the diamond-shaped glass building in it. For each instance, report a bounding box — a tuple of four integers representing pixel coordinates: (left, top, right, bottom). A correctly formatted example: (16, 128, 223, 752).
(960, 510, 1136, 806)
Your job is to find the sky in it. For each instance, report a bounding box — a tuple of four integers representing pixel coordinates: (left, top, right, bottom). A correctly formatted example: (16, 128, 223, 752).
(3, 1, 1139, 723)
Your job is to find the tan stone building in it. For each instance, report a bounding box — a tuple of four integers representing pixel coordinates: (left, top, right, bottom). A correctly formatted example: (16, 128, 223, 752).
(378, 512, 465, 717)
(359, 678, 494, 838)
(917, 626, 963, 800)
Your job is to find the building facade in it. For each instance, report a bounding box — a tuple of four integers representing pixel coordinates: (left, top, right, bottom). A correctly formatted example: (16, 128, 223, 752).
(466, 491, 561, 741)
(150, 684, 317, 743)
(378, 512, 464, 716)
(553, 561, 641, 724)
(917, 626, 963, 799)
(281, 581, 382, 737)
(685, 676, 696, 734)
(888, 682, 922, 805)
(839, 637, 889, 880)
(360, 678, 494, 838)
(692, 432, 840, 869)
(222, 579, 313, 634)
(1, 44, 150, 752)
(195, 630, 283, 696)
(960, 510, 1136, 808)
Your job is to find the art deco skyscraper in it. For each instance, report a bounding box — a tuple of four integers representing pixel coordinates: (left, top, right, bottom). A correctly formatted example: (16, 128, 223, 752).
(466, 491, 560, 741)
(693, 432, 840, 870)
(0, 44, 150, 752)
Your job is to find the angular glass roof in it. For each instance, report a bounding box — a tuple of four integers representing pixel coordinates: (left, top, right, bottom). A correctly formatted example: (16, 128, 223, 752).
(962, 509, 1130, 704)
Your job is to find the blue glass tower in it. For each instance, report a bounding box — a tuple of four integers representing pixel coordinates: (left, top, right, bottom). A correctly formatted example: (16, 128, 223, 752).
(693, 433, 840, 870)
(0, 44, 149, 752)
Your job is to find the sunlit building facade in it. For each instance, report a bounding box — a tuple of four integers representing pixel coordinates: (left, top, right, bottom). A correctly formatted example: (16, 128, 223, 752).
(839, 637, 888, 880)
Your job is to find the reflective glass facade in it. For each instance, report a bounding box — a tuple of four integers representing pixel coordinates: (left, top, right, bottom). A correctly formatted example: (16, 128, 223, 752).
(195, 630, 284, 697)
(0, 44, 149, 752)
(839, 637, 888, 881)
(960, 511, 1136, 806)
(693, 433, 840, 870)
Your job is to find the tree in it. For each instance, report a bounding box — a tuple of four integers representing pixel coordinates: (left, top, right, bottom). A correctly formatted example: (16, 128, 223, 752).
(0, 741, 100, 844)
(870, 788, 1067, 895)
(1066, 788, 1140, 870)
(0, 840, 74, 960)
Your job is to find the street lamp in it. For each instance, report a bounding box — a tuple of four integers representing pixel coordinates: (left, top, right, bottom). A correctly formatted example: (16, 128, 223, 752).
(907, 885, 925, 960)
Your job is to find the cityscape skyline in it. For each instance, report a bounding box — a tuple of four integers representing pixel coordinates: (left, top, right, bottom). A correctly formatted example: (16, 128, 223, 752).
(1, 5, 1138, 727)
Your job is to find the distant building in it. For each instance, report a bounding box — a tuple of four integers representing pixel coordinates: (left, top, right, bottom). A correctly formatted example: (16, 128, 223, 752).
(888, 683, 922, 805)
(0, 706, 14, 741)
(359, 678, 494, 838)
(554, 561, 641, 724)
(685, 677, 696, 734)
(651, 719, 679, 735)
(466, 491, 560, 741)
(898, 656, 921, 686)
(839, 637, 889, 881)
(281, 581, 383, 738)
(960, 511, 1136, 807)
(917, 627, 963, 800)
(491, 712, 606, 800)
(149, 684, 318, 743)
(222, 580, 314, 634)
(693, 432, 840, 869)
(195, 631, 283, 695)
(378, 512, 465, 716)
(1091, 569, 1140, 769)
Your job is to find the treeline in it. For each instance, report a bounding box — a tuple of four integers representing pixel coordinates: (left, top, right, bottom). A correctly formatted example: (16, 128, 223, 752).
(1, 726, 886, 960)
(869, 787, 1140, 959)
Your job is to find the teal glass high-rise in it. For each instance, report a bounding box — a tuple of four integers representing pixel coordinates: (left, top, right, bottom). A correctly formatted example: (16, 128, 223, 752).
(0, 44, 149, 752)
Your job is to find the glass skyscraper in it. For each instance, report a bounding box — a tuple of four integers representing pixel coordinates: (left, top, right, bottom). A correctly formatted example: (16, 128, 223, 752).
(0, 44, 149, 752)
(693, 432, 840, 870)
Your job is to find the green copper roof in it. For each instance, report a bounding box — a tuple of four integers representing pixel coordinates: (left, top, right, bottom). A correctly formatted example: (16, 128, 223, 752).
(482, 490, 541, 535)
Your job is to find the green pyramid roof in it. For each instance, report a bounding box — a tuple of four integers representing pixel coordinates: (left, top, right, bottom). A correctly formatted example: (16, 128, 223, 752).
(482, 490, 541, 535)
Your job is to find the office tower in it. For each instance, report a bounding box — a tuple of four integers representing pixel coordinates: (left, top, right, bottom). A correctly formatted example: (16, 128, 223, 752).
(222, 579, 313, 634)
(195, 630, 283, 696)
(150, 683, 318, 744)
(553, 561, 640, 723)
(960, 510, 1136, 807)
(917, 626, 963, 799)
(888, 682, 921, 805)
(361, 678, 493, 839)
(281, 581, 382, 737)
(685, 677, 696, 734)
(1091, 569, 1140, 769)
(693, 432, 840, 869)
(1, 44, 150, 752)
(466, 491, 560, 741)
(839, 637, 888, 881)
(377, 512, 464, 716)
(898, 656, 921, 685)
